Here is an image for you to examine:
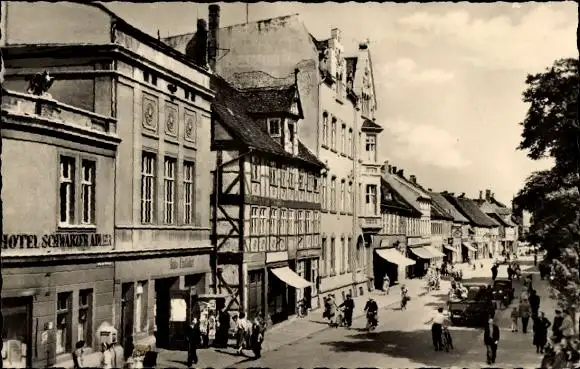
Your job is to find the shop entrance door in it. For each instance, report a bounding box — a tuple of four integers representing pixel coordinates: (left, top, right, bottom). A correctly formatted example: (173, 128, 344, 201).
(166, 290, 193, 351)
(120, 283, 134, 349)
(2, 297, 32, 368)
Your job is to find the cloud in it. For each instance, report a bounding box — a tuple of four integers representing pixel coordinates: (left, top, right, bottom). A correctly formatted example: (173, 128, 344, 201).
(381, 58, 454, 83)
(386, 119, 471, 169)
(397, 4, 576, 72)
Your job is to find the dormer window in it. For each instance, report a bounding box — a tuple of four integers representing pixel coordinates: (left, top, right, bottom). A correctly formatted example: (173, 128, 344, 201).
(268, 118, 281, 137)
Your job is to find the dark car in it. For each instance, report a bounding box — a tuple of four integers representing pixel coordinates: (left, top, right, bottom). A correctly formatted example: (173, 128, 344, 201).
(492, 278, 514, 307)
(449, 283, 496, 326)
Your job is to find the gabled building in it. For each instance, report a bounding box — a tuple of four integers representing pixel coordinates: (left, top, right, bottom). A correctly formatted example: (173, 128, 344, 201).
(164, 5, 379, 305)
(210, 74, 325, 325)
(373, 176, 420, 288)
(2, 1, 215, 361)
(381, 163, 443, 278)
(474, 189, 507, 257)
(485, 190, 519, 255)
(428, 192, 454, 264)
(443, 193, 499, 261)
(429, 192, 470, 264)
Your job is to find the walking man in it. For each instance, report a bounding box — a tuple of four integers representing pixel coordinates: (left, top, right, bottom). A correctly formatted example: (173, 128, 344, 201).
(186, 318, 201, 368)
(519, 298, 532, 333)
(529, 289, 541, 318)
(339, 294, 355, 328)
(491, 263, 498, 281)
(484, 318, 500, 365)
(553, 310, 564, 342)
(425, 307, 446, 351)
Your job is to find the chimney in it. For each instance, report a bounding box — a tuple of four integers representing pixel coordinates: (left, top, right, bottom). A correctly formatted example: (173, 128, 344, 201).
(428, 188, 432, 192)
(208, 4, 220, 71)
(388, 165, 392, 174)
(459, 192, 465, 198)
(479, 190, 483, 200)
(410, 175, 416, 183)
(491, 192, 495, 199)
(392, 166, 397, 174)
(185, 19, 208, 67)
(485, 189, 491, 201)
(381, 160, 389, 175)
(331, 28, 341, 43)
(294, 68, 299, 86)
(397, 169, 404, 177)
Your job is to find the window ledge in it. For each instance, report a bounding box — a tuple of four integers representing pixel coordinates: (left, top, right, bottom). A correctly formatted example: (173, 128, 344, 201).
(330, 148, 338, 154)
(340, 153, 347, 158)
(321, 210, 329, 213)
(322, 144, 329, 150)
(329, 210, 338, 215)
(348, 156, 353, 160)
(57, 224, 97, 233)
(251, 179, 260, 183)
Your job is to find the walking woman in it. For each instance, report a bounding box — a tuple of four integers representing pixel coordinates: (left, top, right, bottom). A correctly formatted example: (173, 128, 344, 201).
(533, 312, 551, 353)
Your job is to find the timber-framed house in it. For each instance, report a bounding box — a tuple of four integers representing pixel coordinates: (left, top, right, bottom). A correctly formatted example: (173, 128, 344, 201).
(210, 74, 326, 325)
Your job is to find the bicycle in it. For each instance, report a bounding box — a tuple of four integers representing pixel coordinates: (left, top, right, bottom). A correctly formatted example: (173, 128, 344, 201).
(441, 326, 454, 352)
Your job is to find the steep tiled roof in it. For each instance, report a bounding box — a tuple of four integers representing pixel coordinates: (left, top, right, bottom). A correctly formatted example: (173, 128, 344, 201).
(443, 194, 499, 227)
(382, 173, 429, 214)
(380, 178, 421, 217)
(431, 199, 454, 221)
(429, 192, 469, 223)
(240, 85, 299, 116)
(361, 118, 383, 132)
(211, 75, 324, 168)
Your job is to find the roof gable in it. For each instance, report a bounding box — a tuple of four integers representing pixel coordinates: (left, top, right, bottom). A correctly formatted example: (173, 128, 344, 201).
(429, 192, 470, 223)
(240, 84, 303, 118)
(382, 173, 426, 213)
(380, 178, 421, 216)
(444, 195, 499, 227)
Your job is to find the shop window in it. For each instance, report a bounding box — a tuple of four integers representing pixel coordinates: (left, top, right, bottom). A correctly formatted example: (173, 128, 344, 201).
(80, 160, 95, 225)
(135, 281, 148, 333)
(78, 289, 93, 347)
(2, 297, 31, 368)
(59, 156, 75, 225)
(163, 157, 176, 224)
(141, 152, 156, 223)
(56, 292, 73, 355)
(183, 161, 195, 224)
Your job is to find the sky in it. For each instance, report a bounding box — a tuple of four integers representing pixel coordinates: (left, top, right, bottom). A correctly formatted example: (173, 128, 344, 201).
(107, 1, 577, 206)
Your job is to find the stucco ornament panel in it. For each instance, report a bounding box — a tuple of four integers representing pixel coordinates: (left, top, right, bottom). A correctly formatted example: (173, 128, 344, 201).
(184, 109, 197, 143)
(165, 102, 178, 137)
(142, 93, 158, 132)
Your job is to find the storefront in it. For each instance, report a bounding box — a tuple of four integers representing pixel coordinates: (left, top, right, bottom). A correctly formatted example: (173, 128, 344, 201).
(114, 253, 212, 351)
(461, 242, 477, 262)
(295, 248, 321, 311)
(373, 238, 415, 288)
(443, 239, 457, 264)
(407, 240, 443, 278)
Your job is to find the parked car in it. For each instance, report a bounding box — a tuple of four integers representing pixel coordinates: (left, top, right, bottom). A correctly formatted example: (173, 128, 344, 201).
(449, 282, 496, 326)
(492, 278, 514, 307)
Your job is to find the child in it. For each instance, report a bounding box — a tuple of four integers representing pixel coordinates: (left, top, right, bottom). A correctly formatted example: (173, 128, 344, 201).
(511, 306, 519, 332)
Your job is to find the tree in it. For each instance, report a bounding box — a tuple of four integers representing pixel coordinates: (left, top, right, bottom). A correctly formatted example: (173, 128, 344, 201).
(515, 58, 580, 316)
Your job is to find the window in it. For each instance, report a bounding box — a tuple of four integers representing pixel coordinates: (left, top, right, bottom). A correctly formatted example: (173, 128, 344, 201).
(280, 209, 287, 235)
(314, 211, 320, 233)
(250, 207, 259, 235)
(141, 152, 156, 223)
(269, 163, 278, 187)
(322, 112, 329, 146)
(341, 124, 346, 154)
(331, 117, 337, 150)
(348, 128, 353, 157)
(347, 237, 352, 272)
(342, 236, 348, 273)
(298, 170, 305, 190)
(268, 118, 281, 136)
(135, 281, 147, 333)
(163, 158, 176, 224)
(288, 122, 296, 152)
(288, 210, 295, 235)
(183, 162, 195, 224)
(59, 156, 75, 225)
(313, 176, 319, 193)
(321, 175, 328, 210)
(259, 208, 267, 235)
(78, 289, 93, 346)
(347, 182, 353, 213)
(330, 237, 336, 275)
(56, 292, 72, 354)
(80, 160, 96, 224)
(271, 209, 279, 235)
(288, 168, 295, 189)
(321, 237, 328, 276)
(330, 177, 337, 211)
(366, 184, 377, 215)
(365, 134, 376, 162)
(305, 211, 312, 234)
(251, 156, 260, 181)
(280, 165, 287, 188)
(340, 180, 345, 212)
(298, 211, 304, 234)
(359, 183, 363, 212)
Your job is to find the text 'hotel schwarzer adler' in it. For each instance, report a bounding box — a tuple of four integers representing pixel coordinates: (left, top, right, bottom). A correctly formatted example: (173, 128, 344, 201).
(0, 2, 520, 367)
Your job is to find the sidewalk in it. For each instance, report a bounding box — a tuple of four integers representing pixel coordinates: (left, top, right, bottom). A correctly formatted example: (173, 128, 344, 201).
(157, 258, 497, 368)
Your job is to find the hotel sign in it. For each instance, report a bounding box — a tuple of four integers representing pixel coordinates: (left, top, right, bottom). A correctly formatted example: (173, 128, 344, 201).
(2, 233, 113, 249)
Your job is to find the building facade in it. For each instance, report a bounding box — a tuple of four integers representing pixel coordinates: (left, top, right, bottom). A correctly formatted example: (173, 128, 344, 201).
(1, 90, 119, 368)
(2, 1, 215, 354)
(209, 74, 325, 325)
(430, 199, 454, 264)
(429, 192, 469, 264)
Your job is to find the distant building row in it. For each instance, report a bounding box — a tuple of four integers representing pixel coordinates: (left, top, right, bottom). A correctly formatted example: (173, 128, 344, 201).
(0, 2, 518, 368)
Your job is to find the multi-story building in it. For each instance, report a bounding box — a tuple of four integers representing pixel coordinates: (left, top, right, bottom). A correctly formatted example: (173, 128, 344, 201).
(429, 192, 470, 264)
(429, 195, 454, 264)
(474, 189, 510, 257)
(486, 192, 519, 255)
(381, 163, 443, 278)
(164, 9, 376, 303)
(1, 88, 119, 369)
(443, 193, 499, 261)
(372, 174, 419, 288)
(2, 1, 215, 358)
(209, 71, 325, 324)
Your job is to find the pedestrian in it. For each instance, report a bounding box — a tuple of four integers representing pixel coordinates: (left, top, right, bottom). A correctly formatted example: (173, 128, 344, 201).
(491, 263, 498, 281)
(425, 307, 446, 351)
(109, 336, 124, 369)
(507, 264, 513, 281)
(484, 318, 500, 365)
(533, 312, 551, 353)
(561, 309, 575, 340)
(186, 317, 201, 367)
(235, 313, 251, 354)
(382, 275, 391, 295)
(519, 298, 531, 333)
(338, 294, 355, 328)
(250, 316, 265, 359)
(510, 307, 519, 332)
(101, 342, 112, 369)
(553, 310, 564, 341)
(529, 289, 540, 317)
(72, 340, 85, 369)
(216, 308, 231, 348)
(327, 294, 338, 326)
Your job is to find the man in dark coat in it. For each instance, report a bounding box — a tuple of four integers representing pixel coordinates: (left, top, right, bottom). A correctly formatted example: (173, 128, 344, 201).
(533, 312, 551, 353)
(529, 289, 541, 318)
(484, 318, 500, 365)
(553, 310, 564, 342)
(339, 294, 355, 328)
(491, 264, 498, 281)
(186, 318, 201, 368)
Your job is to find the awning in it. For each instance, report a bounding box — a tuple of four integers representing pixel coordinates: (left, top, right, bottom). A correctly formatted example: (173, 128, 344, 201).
(462, 242, 477, 252)
(375, 248, 416, 266)
(410, 246, 434, 259)
(270, 267, 311, 289)
(443, 244, 456, 252)
(424, 246, 445, 258)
